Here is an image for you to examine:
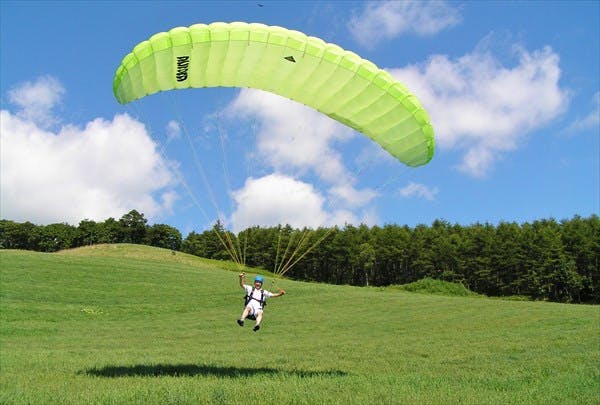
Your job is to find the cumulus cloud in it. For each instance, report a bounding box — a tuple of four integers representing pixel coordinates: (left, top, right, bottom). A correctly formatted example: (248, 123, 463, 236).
(399, 182, 439, 201)
(391, 44, 568, 177)
(226, 89, 352, 182)
(1, 77, 177, 225)
(230, 174, 327, 232)
(229, 173, 380, 233)
(225, 89, 380, 229)
(348, 0, 461, 48)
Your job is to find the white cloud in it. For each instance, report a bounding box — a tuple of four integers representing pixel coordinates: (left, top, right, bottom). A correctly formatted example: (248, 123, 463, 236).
(391, 44, 568, 177)
(229, 173, 379, 233)
(328, 184, 378, 209)
(230, 174, 327, 232)
(226, 89, 353, 182)
(225, 89, 380, 228)
(8, 76, 65, 129)
(1, 77, 177, 225)
(348, 0, 461, 48)
(399, 182, 439, 201)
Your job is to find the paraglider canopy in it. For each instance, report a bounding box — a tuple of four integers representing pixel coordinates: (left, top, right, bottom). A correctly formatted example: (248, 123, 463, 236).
(113, 21, 435, 167)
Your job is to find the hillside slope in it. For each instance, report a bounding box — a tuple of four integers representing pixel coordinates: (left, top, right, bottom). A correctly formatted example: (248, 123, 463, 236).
(1, 245, 598, 404)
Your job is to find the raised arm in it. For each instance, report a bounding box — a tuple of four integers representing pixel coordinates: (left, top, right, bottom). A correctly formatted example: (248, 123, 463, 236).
(272, 288, 286, 298)
(239, 273, 246, 290)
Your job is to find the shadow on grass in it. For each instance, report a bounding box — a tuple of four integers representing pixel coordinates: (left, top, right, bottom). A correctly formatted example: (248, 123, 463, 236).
(83, 363, 349, 378)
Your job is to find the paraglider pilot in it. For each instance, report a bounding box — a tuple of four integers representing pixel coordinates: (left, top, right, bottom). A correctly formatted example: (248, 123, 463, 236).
(238, 273, 285, 332)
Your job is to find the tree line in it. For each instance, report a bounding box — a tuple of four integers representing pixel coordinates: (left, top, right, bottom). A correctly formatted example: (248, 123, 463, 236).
(1, 211, 598, 303)
(180, 216, 600, 304)
(0, 210, 182, 252)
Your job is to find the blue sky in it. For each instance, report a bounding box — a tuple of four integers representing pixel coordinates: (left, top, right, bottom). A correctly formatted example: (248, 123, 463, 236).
(1, 1, 598, 236)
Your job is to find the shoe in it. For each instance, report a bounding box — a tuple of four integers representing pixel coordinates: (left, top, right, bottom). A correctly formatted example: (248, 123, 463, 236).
(253, 325, 260, 332)
(237, 319, 244, 327)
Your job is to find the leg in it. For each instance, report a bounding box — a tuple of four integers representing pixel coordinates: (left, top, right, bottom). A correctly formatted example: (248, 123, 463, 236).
(238, 306, 251, 326)
(255, 311, 263, 326)
(240, 306, 251, 321)
(253, 310, 263, 331)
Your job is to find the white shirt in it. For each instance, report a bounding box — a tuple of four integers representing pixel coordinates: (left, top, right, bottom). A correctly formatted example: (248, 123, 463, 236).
(243, 284, 274, 308)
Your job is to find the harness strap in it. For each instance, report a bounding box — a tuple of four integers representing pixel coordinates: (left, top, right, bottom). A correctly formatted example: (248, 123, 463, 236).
(244, 287, 266, 308)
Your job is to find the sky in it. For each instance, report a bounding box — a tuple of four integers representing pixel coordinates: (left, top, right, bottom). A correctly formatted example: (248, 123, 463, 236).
(1, 0, 598, 236)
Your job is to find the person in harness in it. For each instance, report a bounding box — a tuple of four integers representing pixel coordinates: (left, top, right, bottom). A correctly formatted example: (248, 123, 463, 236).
(237, 273, 285, 332)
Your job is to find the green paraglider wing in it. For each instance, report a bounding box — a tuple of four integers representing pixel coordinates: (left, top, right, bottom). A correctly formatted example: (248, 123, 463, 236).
(113, 22, 434, 167)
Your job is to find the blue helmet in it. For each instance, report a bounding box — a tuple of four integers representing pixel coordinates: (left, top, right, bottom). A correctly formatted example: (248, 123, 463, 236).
(254, 275, 264, 284)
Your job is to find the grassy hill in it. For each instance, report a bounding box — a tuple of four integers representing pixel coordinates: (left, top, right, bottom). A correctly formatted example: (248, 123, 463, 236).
(1, 244, 598, 404)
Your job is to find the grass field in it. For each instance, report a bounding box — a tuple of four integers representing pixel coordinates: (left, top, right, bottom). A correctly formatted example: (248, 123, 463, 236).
(1, 244, 598, 404)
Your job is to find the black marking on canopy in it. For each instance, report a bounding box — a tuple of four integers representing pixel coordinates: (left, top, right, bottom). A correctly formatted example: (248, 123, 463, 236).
(284, 56, 296, 63)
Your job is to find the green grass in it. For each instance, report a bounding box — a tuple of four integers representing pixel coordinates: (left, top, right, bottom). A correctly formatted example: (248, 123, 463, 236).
(1, 244, 598, 404)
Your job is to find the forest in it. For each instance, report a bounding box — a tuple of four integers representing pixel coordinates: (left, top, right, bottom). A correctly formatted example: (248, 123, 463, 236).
(1, 210, 598, 304)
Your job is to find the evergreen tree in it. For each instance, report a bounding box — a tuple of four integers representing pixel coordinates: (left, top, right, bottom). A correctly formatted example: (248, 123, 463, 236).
(145, 224, 182, 250)
(118, 210, 147, 244)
